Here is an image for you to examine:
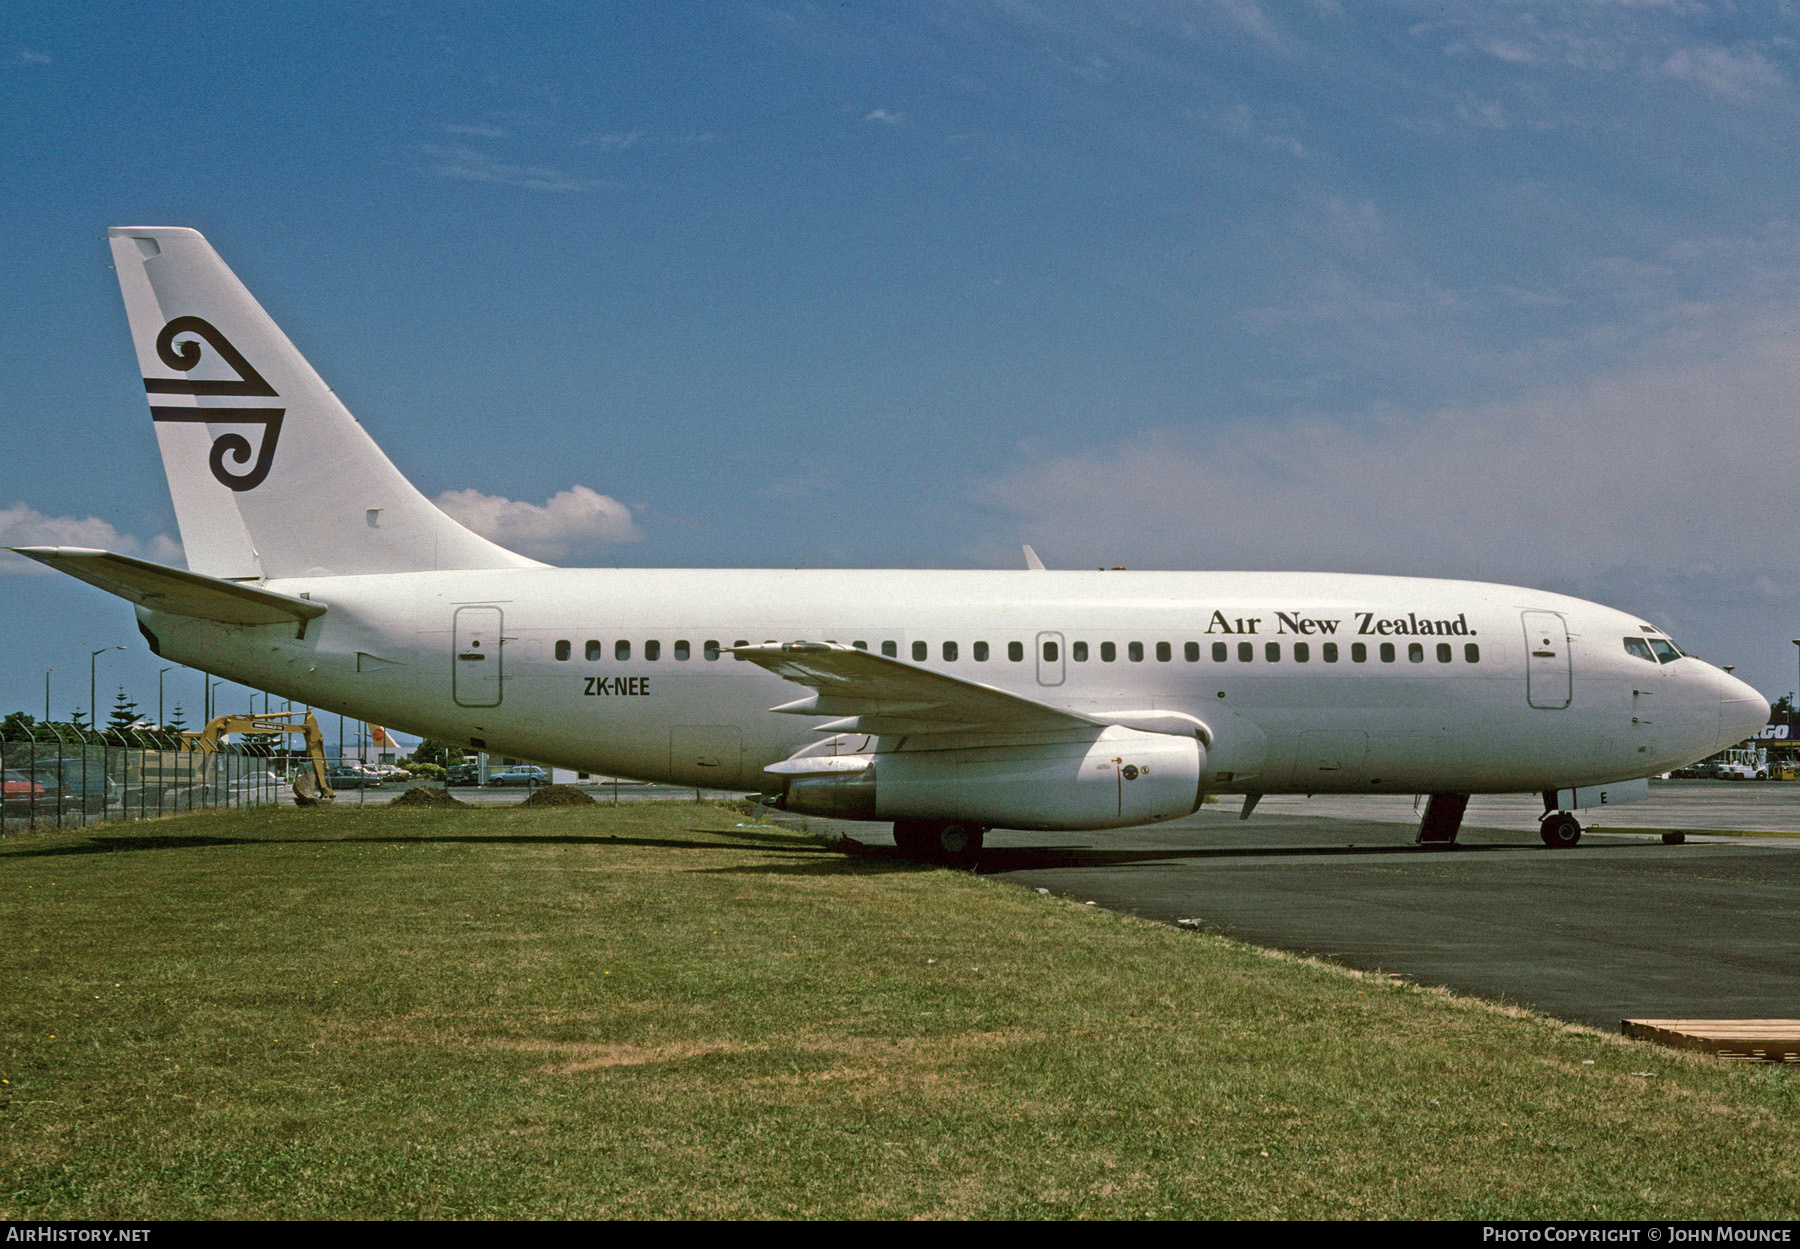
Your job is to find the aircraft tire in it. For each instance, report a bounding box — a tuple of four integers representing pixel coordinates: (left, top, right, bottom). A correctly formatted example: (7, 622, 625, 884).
(1663, 832, 1686, 845)
(1540, 812, 1582, 848)
(891, 820, 934, 859)
(933, 823, 985, 867)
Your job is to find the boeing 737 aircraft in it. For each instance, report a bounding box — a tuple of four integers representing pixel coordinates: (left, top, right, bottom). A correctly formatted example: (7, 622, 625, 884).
(14, 227, 1771, 860)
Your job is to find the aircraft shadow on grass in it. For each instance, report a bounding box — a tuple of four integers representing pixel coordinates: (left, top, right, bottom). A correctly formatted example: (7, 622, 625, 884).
(0, 820, 1646, 879)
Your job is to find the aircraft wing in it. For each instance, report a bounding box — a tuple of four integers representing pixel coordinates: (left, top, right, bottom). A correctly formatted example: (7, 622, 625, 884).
(730, 642, 1106, 735)
(11, 546, 326, 628)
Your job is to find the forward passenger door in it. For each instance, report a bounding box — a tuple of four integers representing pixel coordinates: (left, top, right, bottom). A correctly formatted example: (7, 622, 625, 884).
(1522, 611, 1571, 709)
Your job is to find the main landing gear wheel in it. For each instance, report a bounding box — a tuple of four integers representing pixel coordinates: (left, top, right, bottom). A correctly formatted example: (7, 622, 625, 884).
(892, 820, 932, 857)
(891, 820, 986, 866)
(1540, 812, 1582, 848)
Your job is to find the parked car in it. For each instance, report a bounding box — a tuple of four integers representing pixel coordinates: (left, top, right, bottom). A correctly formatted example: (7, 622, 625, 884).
(486, 766, 548, 787)
(445, 763, 480, 786)
(327, 766, 383, 789)
(2, 769, 52, 808)
(22, 759, 116, 811)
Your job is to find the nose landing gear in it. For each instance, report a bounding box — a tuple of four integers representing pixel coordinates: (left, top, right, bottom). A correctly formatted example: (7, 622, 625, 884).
(1540, 811, 1583, 848)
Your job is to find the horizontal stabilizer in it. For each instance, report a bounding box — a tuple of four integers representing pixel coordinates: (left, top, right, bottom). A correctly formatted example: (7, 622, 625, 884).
(11, 546, 327, 627)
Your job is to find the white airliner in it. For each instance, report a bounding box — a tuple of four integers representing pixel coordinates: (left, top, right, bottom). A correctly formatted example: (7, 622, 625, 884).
(14, 227, 1770, 860)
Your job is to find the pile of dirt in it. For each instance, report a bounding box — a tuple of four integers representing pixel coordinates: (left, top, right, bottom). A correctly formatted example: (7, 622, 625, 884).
(389, 785, 471, 809)
(519, 783, 597, 807)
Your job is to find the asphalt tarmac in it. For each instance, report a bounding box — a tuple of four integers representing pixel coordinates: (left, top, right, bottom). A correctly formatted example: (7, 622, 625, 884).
(798, 782, 1800, 1033)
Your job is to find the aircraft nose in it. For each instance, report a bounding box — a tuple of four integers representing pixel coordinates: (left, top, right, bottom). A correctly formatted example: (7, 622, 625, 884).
(1716, 669, 1771, 745)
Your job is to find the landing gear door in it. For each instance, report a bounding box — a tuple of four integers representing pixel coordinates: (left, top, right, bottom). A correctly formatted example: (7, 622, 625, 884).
(453, 606, 503, 707)
(1522, 610, 1571, 709)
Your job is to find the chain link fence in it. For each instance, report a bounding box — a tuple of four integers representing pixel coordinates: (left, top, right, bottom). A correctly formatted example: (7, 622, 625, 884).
(1, 725, 285, 836)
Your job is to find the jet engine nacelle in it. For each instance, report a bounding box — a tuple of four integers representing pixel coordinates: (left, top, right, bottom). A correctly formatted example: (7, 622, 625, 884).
(768, 725, 1205, 831)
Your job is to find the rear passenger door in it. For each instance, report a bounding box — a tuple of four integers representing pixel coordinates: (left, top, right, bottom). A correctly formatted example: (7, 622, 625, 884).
(453, 606, 504, 707)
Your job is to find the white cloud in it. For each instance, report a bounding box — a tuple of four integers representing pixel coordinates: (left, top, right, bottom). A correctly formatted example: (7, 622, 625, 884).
(574, 130, 643, 149)
(441, 123, 508, 138)
(973, 307, 1800, 588)
(18, 49, 52, 65)
(418, 145, 601, 193)
(434, 486, 642, 562)
(864, 108, 906, 124)
(1656, 44, 1788, 101)
(0, 504, 183, 574)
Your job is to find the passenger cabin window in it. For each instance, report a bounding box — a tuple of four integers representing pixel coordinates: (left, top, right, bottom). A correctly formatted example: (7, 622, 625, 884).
(882, 640, 897, 658)
(973, 641, 989, 661)
(1238, 642, 1253, 662)
(1213, 642, 1228, 662)
(1265, 641, 1280, 662)
(1352, 643, 1367, 663)
(615, 640, 631, 661)
(1294, 642, 1310, 663)
(1156, 642, 1171, 662)
(1380, 642, 1395, 663)
(554, 640, 571, 661)
(1408, 642, 1424, 663)
(853, 640, 867, 650)
(1128, 642, 1143, 662)
(1624, 637, 1656, 662)
(1101, 642, 1116, 662)
(1436, 643, 1452, 663)
(1008, 641, 1024, 662)
(733, 640, 749, 661)
(1465, 643, 1480, 663)
(1648, 638, 1683, 664)
(586, 640, 602, 661)
(675, 640, 690, 661)
(943, 641, 958, 662)
(1043, 640, 1059, 662)
(704, 640, 721, 661)
(645, 640, 661, 661)
(1323, 642, 1338, 662)
(1185, 642, 1200, 662)
(1072, 641, 1088, 662)
(912, 641, 928, 662)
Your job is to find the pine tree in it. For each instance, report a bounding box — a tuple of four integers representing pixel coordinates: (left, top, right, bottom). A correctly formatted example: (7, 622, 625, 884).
(165, 704, 189, 733)
(107, 686, 143, 734)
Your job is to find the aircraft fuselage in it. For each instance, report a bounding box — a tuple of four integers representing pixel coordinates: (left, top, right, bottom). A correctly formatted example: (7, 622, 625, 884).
(135, 566, 1767, 801)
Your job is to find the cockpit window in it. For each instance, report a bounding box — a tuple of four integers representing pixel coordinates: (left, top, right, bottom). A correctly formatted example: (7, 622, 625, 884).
(1623, 638, 1656, 663)
(1648, 638, 1684, 664)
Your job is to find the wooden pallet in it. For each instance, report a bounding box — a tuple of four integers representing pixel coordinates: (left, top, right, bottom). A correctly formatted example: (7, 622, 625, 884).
(1622, 1019, 1800, 1063)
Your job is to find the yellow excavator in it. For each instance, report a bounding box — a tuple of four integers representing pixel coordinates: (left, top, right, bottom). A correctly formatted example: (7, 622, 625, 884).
(183, 710, 336, 805)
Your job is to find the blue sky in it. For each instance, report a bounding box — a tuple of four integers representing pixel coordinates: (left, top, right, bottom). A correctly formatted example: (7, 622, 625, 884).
(5, 0, 1800, 729)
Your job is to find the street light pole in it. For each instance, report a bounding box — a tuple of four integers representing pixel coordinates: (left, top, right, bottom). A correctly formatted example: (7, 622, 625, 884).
(90, 646, 123, 735)
(1790, 639, 1799, 722)
(44, 669, 52, 725)
(158, 667, 173, 729)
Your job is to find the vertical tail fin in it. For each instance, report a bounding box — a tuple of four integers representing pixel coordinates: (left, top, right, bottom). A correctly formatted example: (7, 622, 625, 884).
(109, 227, 541, 579)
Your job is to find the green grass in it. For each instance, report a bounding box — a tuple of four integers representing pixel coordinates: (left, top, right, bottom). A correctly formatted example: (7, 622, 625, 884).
(3, 802, 1797, 1219)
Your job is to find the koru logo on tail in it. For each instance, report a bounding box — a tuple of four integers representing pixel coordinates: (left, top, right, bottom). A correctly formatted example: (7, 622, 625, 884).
(145, 316, 284, 492)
